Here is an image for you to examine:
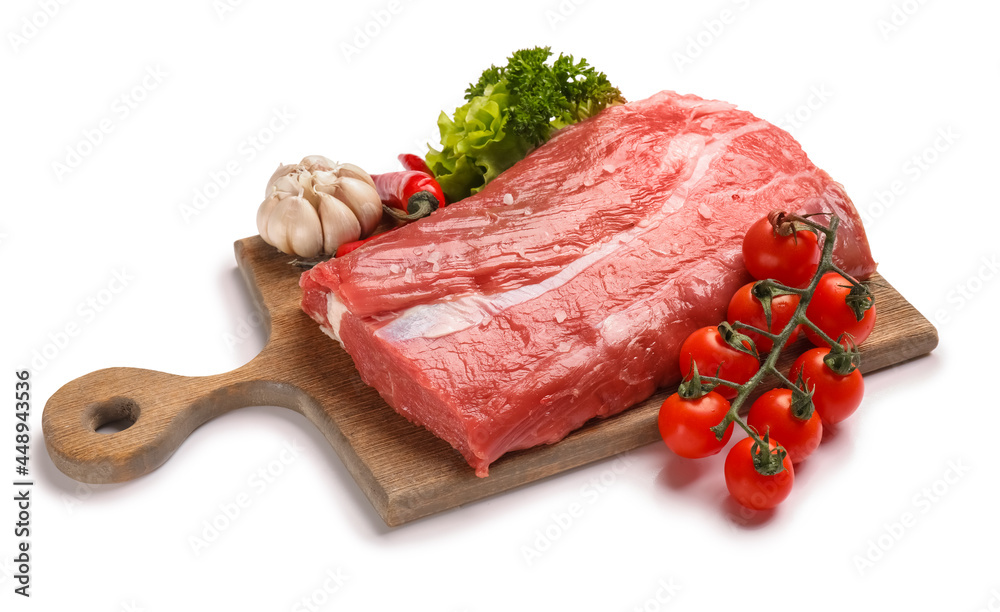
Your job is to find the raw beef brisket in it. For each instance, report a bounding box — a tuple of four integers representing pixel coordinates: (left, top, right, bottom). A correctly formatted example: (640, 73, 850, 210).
(300, 91, 876, 476)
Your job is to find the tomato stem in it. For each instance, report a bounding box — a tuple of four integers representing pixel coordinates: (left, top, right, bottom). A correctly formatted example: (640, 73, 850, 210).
(823, 339, 862, 375)
(695, 374, 746, 391)
(731, 321, 780, 342)
(755, 278, 809, 296)
(828, 264, 862, 288)
(771, 368, 799, 392)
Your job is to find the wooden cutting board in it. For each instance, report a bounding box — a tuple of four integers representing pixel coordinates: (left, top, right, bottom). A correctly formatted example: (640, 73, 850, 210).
(43, 236, 938, 526)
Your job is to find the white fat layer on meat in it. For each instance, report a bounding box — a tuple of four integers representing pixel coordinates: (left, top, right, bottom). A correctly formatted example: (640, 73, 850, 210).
(373, 120, 772, 343)
(325, 292, 348, 346)
(684, 98, 736, 117)
(319, 325, 342, 346)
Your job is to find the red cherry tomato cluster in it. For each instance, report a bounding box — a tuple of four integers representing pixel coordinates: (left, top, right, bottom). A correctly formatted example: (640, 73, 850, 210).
(658, 211, 876, 511)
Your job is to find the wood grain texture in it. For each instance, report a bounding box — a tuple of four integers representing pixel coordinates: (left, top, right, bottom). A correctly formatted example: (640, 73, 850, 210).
(42, 236, 938, 526)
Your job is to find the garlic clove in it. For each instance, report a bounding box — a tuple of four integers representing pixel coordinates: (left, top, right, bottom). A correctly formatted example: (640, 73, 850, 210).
(313, 174, 382, 237)
(265, 163, 299, 197)
(337, 176, 383, 236)
(316, 192, 362, 254)
(256, 192, 281, 240)
(270, 172, 305, 198)
(299, 172, 323, 210)
(332, 162, 377, 190)
(300, 155, 338, 173)
(264, 195, 324, 257)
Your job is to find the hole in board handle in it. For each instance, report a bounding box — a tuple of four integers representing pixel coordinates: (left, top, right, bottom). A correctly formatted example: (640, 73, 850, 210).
(96, 419, 136, 434)
(87, 398, 140, 435)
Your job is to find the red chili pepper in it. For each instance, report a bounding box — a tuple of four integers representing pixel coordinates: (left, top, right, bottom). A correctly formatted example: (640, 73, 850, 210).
(335, 234, 380, 257)
(398, 153, 433, 176)
(338, 159, 444, 256)
(371, 170, 446, 221)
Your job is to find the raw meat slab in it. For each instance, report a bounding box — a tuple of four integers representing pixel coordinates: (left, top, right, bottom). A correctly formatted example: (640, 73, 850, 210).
(300, 91, 877, 476)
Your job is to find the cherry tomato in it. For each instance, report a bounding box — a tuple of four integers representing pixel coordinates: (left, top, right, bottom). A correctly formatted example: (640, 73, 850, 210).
(726, 282, 800, 353)
(742, 216, 821, 288)
(724, 437, 794, 510)
(804, 273, 877, 347)
(746, 389, 822, 463)
(790, 348, 865, 425)
(679, 326, 760, 400)
(658, 391, 734, 459)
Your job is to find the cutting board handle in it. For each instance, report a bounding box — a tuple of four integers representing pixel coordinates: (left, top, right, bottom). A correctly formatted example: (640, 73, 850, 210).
(41, 364, 316, 484)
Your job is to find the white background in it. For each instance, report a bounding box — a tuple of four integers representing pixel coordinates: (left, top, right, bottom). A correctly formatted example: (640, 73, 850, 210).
(3, 0, 999, 610)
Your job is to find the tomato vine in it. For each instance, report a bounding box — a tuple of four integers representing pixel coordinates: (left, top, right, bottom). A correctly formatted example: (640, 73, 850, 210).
(678, 212, 874, 478)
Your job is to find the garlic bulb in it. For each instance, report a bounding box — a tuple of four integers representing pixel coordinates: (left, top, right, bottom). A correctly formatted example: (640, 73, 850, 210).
(256, 155, 382, 257)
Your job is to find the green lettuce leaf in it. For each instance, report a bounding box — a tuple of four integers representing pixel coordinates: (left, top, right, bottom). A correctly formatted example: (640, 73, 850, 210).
(425, 81, 532, 203)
